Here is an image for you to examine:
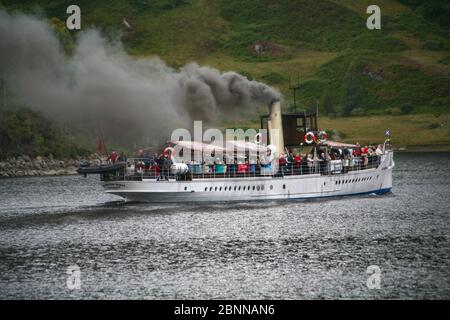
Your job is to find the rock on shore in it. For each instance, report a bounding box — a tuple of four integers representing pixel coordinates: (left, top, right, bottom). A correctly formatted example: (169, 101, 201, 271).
(0, 154, 102, 178)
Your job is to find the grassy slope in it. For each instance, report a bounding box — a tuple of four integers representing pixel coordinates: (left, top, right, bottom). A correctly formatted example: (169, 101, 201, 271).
(1, 0, 449, 150)
(320, 114, 450, 150)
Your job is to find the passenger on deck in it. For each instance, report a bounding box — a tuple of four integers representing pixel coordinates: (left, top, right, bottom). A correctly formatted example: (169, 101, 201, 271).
(151, 153, 159, 165)
(376, 145, 383, 156)
(135, 161, 144, 174)
(215, 160, 225, 174)
(278, 154, 287, 166)
(108, 151, 119, 164)
(361, 145, 368, 156)
(156, 154, 165, 169)
(294, 153, 302, 169)
(149, 163, 160, 176)
(237, 161, 245, 173)
(245, 159, 251, 173)
(287, 151, 294, 163)
(117, 152, 127, 162)
(256, 157, 262, 175)
(307, 154, 314, 174)
(161, 154, 172, 180)
(353, 143, 362, 157)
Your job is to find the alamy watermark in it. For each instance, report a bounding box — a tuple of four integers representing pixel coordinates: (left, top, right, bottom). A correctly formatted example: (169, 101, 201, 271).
(367, 5, 382, 30)
(66, 5, 81, 30)
(169, 121, 280, 168)
(67, 265, 81, 290)
(366, 265, 381, 289)
(65, 4, 382, 31)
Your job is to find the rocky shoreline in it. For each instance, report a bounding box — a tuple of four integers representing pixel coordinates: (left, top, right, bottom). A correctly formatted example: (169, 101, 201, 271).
(0, 154, 102, 178)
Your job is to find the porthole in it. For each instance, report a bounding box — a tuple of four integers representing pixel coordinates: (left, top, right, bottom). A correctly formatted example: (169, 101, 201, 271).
(270, 185, 273, 190)
(184, 186, 187, 191)
(215, 186, 217, 191)
(243, 186, 246, 191)
(205, 187, 207, 191)
(261, 185, 265, 191)
(257, 185, 260, 191)
(209, 187, 212, 191)
(219, 187, 222, 191)
(224, 186, 227, 191)
(239, 186, 241, 191)
(253, 186, 256, 191)
(248, 186, 251, 190)
(234, 186, 237, 191)
(283, 184, 286, 189)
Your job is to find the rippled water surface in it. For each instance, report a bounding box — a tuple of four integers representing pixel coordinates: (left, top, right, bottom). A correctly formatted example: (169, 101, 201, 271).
(0, 152, 449, 299)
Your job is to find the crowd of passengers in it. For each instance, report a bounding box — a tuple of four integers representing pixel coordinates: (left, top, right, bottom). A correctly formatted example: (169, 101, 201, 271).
(113, 143, 384, 176)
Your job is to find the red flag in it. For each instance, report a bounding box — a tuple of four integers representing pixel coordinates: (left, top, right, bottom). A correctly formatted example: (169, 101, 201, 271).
(96, 138, 105, 155)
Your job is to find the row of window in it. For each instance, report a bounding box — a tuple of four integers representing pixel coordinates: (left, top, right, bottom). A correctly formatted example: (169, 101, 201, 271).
(184, 176, 377, 192)
(202, 184, 273, 192)
(336, 176, 374, 185)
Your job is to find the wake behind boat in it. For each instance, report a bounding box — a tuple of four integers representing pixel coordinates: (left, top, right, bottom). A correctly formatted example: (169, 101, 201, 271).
(79, 99, 394, 203)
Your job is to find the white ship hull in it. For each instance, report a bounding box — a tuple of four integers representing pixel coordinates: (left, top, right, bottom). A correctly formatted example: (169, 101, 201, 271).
(104, 152, 394, 203)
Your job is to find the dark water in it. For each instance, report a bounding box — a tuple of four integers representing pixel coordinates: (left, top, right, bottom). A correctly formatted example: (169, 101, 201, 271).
(0, 153, 449, 299)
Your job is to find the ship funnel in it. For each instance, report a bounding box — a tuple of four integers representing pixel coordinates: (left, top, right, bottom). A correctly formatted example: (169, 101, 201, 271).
(267, 100, 285, 157)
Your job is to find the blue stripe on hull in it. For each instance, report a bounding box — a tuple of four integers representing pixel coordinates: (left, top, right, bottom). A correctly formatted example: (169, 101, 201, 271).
(310, 187, 392, 200)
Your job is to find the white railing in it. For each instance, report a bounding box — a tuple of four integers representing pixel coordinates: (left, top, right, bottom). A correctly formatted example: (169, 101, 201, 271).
(102, 156, 383, 182)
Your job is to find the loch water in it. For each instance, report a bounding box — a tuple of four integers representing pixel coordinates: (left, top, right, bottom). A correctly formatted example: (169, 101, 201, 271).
(0, 152, 449, 299)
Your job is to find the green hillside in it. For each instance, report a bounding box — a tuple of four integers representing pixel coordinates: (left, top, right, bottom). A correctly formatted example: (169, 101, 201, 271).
(1, 0, 449, 155)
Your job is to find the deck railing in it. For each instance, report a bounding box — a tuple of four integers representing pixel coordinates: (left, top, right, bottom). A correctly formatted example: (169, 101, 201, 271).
(101, 156, 382, 182)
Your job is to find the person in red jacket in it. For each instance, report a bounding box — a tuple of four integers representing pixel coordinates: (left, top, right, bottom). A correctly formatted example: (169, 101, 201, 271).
(353, 143, 361, 157)
(294, 154, 302, 169)
(108, 151, 119, 164)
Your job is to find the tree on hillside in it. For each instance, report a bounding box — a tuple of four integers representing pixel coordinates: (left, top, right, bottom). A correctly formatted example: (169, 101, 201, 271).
(321, 92, 335, 116)
(342, 61, 362, 117)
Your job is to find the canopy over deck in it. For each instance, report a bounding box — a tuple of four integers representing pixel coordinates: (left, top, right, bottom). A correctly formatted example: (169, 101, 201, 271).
(322, 141, 357, 148)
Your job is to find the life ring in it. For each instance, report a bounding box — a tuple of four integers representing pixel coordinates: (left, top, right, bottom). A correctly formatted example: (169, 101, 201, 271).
(304, 132, 315, 144)
(317, 130, 328, 143)
(254, 133, 263, 145)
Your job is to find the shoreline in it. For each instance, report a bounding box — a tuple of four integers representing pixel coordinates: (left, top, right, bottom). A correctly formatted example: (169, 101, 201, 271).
(0, 154, 102, 179)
